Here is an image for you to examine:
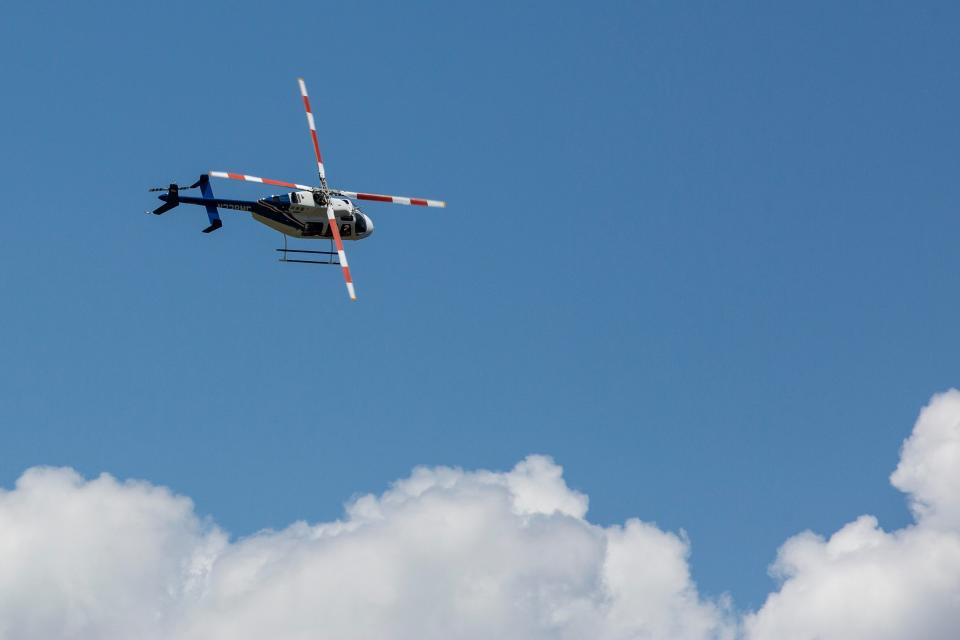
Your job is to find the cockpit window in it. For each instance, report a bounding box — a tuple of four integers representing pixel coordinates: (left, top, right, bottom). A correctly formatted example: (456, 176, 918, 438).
(355, 214, 367, 234)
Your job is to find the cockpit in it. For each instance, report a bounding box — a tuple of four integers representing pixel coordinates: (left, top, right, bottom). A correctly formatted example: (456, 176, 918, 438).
(257, 192, 372, 238)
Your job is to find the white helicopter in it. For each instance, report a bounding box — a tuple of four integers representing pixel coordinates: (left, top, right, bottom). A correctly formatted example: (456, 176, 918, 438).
(150, 78, 446, 300)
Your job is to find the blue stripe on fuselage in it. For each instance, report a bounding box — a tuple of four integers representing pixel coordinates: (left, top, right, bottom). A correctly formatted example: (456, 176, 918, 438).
(253, 199, 305, 232)
(171, 195, 307, 233)
(176, 196, 258, 212)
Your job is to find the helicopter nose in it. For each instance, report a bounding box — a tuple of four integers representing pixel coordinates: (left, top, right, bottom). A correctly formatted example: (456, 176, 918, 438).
(363, 214, 374, 236)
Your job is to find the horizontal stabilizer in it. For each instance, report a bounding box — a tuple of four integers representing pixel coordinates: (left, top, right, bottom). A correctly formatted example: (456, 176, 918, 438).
(152, 201, 177, 215)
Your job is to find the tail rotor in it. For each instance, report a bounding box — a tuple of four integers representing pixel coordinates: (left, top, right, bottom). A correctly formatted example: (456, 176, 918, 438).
(150, 183, 180, 215)
(147, 177, 221, 232)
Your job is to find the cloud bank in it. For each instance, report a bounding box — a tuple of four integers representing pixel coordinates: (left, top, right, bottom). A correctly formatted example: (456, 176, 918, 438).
(1, 390, 960, 639)
(0, 457, 731, 640)
(744, 389, 960, 640)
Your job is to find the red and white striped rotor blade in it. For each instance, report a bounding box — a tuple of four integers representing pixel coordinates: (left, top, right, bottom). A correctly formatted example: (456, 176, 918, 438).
(297, 78, 327, 188)
(334, 189, 446, 208)
(325, 205, 356, 301)
(208, 171, 315, 191)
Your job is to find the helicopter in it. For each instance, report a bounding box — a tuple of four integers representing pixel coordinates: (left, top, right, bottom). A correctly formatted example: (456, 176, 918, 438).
(150, 78, 446, 301)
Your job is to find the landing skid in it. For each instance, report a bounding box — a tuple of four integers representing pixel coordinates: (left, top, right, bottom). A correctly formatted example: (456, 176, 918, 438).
(276, 236, 340, 266)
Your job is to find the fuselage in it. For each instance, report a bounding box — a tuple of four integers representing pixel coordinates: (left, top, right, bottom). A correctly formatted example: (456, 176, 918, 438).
(168, 190, 374, 240)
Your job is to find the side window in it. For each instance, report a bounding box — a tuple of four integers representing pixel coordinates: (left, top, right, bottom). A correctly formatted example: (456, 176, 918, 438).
(291, 193, 300, 204)
(340, 223, 352, 236)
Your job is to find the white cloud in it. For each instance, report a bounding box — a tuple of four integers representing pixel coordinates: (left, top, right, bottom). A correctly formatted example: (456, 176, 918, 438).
(0, 468, 226, 640)
(3, 390, 960, 639)
(744, 390, 960, 640)
(890, 389, 960, 530)
(0, 456, 731, 640)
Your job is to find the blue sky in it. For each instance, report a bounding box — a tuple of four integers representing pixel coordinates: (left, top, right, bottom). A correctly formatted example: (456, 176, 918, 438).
(1, 0, 959, 611)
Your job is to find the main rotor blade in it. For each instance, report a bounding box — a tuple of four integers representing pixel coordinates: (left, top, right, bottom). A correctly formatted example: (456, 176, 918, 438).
(326, 205, 356, 301)
(297, 78, 328, 190)
(208, 171, 315, 191)
(332, 189, 446, 208)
